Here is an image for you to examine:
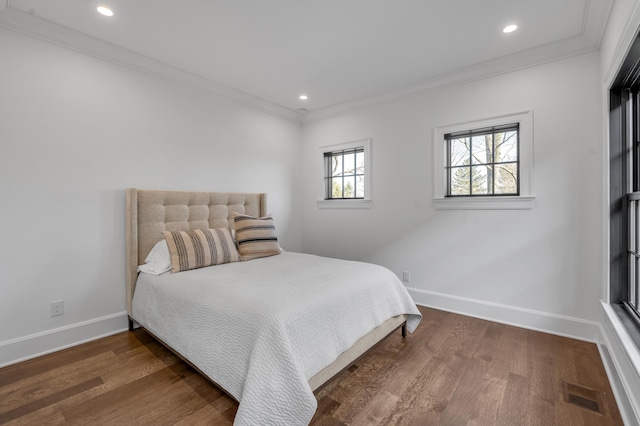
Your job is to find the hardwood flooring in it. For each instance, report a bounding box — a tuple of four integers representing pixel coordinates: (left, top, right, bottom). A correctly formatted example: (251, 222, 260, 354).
(0, 306, 623, 425)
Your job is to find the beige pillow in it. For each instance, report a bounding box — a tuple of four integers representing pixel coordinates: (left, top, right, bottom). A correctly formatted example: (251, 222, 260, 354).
(162, 228, 240, 273)
(232, 213, 282, 260)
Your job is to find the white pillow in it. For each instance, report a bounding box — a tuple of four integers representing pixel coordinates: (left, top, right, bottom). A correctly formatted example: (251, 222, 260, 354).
(137, 239, 171, 275)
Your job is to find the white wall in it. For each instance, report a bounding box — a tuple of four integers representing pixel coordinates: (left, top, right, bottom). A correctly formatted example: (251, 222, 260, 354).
(302, 52, 603, 337)
(0, 26, 302, 364)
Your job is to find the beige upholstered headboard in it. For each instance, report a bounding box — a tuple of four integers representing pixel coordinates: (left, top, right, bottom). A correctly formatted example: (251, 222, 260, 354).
(125, 189, 267, 317)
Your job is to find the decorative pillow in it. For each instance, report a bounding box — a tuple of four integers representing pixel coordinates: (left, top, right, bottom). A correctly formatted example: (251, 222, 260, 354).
(232, 213, 282, 260)
(162, 228, 240, 273)
(137, 239, 172, 275)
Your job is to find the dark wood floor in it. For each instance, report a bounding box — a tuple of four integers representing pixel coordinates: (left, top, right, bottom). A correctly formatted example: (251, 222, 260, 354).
(0, 306, 623, 425)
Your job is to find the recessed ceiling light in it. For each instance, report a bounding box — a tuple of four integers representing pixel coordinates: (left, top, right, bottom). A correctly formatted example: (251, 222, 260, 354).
(97, 6, 114, 17)
(503, 24, 517, 33)
(299, 95, 308, 100)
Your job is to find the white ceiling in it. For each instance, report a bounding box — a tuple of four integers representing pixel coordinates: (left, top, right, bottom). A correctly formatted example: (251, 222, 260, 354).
(1, 0, 613, 119)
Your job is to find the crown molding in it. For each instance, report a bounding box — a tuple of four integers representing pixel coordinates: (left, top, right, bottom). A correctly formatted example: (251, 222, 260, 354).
(603, 0, 640, 87)
(303, 0, 613, 122)
(0, 7, 302, 123)
(302, 41, 597, 123)
(582, 0, 615, 47)
(0, 0, 613, 123)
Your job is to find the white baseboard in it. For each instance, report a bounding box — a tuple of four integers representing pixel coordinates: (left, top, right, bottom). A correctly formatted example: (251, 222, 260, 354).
(599, 303, 640, 425)
(0, 312, 129, 368)
(407, 287, 601, 342)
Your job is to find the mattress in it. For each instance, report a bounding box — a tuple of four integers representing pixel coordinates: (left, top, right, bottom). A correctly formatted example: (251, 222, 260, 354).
(132, 251, 422, 425)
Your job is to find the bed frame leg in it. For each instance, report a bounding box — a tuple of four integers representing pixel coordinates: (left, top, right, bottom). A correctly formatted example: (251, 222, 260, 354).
(402, 323, 407, 338)
(128, 318, 135, 331)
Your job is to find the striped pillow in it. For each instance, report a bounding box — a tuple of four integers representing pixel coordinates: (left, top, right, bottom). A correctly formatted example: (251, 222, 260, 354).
(233, 213, 282, 260)
(162, 228, 240, 273)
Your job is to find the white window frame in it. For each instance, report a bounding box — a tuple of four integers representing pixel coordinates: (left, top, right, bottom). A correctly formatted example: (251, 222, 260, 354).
(432, 111, 535, 210)
(317, 138, 372, 209)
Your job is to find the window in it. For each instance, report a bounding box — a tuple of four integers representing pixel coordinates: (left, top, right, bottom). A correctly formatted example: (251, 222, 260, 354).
(628, 191, 640, 319)
(433, 111, 534, 210)
(623, 90, 640, 323)
(318, 138, 371, 209)
(610, 81, 640, 332)
(445, 124, 519, 197)
(324, 147, 365, 199)
(608, 29, 640, 395)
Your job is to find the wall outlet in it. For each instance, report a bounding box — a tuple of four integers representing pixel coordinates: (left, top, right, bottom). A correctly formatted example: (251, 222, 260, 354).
(402, 271, 410, 282)
(50, 300, 64, 317)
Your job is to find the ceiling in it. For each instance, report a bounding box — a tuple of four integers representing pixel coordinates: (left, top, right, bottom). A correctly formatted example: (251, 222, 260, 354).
(1, 0, 613, 119)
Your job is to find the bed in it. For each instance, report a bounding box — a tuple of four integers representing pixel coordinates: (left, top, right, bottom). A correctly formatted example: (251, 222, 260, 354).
(125, 188, 422, 425)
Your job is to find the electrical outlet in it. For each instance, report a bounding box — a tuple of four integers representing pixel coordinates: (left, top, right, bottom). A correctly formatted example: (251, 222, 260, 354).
(402, 271, 410, 282)
(50, 300, 64, 317)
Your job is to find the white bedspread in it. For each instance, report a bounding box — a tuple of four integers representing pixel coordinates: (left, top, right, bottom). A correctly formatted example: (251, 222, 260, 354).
(132, 252, 421, 425)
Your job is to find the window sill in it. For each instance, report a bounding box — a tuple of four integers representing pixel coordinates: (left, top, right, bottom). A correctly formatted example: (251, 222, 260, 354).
(317, 199, 373, 209)
(432, 196, 535, 210)
(602, 301, 640, 381)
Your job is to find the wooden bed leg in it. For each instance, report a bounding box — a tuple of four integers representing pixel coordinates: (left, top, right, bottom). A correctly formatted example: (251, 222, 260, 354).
(128, 318, 135, 331)
(402, 323, 407, 338)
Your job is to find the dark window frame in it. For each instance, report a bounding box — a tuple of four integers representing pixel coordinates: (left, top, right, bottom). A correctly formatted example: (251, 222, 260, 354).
(609, 31, 640, 338)
(444, 124, 520, 197)
(323, 147, 365, 200)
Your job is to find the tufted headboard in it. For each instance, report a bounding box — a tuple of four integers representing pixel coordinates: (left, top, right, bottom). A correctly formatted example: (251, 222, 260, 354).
(125, 188, 267, 317)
